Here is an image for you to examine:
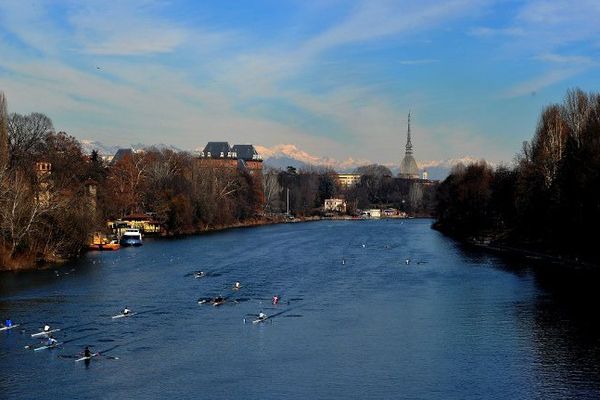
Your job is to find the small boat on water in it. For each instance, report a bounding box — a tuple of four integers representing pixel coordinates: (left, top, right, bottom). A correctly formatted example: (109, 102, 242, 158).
(120, 229, 143, 247)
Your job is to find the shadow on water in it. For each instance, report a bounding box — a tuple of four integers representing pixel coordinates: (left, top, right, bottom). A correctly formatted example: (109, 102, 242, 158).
(457, 242, 600, 397)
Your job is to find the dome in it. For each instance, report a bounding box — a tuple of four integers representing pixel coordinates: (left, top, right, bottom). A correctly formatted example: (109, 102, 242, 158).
(399, 154, 419, 179)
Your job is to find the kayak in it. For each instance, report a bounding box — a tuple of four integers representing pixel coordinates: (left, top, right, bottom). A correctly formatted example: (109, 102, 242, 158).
(75, 353, 99, 362)
(31, 328, 60, 337)
(33, 342, 62, 351)
(0, 324, 20, 331)
(111, 312, 136, 319)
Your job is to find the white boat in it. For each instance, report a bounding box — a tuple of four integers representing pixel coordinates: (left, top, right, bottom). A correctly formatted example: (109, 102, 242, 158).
(120, 229, 143, 247)
(75, 353, 99, 362)
(33, 342, 62, 351)
(31, 328, 60, 337)
(252, 317, 268, 324)
(111, 312, 136, 319)
(0, 324, 19, 331)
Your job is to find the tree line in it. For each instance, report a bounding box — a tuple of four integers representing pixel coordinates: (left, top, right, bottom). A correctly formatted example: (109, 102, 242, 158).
(0, 91, 264, 269)
(263, 163, 436, 216)
(435, 88, 600, 260)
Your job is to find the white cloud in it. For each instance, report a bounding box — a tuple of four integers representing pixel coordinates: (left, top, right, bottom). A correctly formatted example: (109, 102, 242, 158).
(535, 53, 594, 65)
(503, 68, 584, 98)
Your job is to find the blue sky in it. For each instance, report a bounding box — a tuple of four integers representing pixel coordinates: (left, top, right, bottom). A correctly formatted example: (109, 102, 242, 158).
(0, 0, 599, 165)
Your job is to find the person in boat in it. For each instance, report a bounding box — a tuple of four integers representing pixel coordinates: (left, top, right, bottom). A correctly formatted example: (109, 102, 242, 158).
(3, 319, 12, 328)
(272, 295, 279, 305)
(84, 346, 91, 358)
(43, 324, 51, 332)
(213, 296, 224, 304)
(195, 271, 205, 278)
(46, 336, 58, 346)
(122, 307, 131, 315)
(258, 312, 267, 320)
(234, 281, 241, 289)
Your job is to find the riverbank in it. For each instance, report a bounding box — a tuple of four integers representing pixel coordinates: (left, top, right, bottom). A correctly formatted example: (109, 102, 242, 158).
(432, 223, 599, 270)
(0, 215, 323, 272)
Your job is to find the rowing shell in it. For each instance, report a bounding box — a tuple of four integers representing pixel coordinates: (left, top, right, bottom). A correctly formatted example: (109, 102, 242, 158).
(31, 328, 60, 337)
(252, 317, 268, 324)
(111, 312, 137, 319)
(75, 353, 99, 362)
(0, 324, 20, 331)
(33, 342, 62, 351)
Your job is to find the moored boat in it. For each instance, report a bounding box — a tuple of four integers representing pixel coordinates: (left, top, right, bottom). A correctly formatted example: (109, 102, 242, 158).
(120, 229, 143, 247)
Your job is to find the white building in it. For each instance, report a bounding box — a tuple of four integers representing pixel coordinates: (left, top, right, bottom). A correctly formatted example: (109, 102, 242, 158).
(324, 198, 347, 213)
(361, 209, 381, 218)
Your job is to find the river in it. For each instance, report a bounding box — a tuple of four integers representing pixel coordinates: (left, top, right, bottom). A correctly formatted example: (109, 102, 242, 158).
(1, 219, 600, 399)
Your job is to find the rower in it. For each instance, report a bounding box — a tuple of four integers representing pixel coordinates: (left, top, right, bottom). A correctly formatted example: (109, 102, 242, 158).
(46, 336, 58, 346)
(214, 296, 224, 303)
(234, 281, 241, 289)
(3, 319, 12, 328)
(405, 259, 410, 265)
(43, 324, 51, 332)
(84, 346, 91, 358)
(258, 312, 267, 320)
(195, 271, 205, 278)
(122, 307, 131, 315)
(341, 258, 346, 265)
(272, 295, 279, 305)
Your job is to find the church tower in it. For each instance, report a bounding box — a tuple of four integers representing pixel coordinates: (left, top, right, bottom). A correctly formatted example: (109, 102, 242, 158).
(399, 112, 419, 179)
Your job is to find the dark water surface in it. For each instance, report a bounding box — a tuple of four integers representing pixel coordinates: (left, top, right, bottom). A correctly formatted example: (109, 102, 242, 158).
(1, 219, 600, 399)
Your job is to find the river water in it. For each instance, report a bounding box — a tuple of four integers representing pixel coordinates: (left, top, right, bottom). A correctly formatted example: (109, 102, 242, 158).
(1, 219, 600, 399)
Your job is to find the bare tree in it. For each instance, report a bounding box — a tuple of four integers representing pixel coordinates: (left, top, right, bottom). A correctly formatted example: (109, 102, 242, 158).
(262, 167, 281, 212)
(561, 88, 589, 147)
(532, 104, 568, 187)
(7, 112, 54, 167)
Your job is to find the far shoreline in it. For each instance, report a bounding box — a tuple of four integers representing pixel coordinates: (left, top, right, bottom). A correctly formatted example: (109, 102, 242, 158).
(0, 215, 434, 272)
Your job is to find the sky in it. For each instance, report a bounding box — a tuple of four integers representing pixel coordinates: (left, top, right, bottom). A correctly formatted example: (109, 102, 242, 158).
(0, 0, 599, 166)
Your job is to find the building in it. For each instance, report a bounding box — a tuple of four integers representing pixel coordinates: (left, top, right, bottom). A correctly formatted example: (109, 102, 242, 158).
(198, 142, 263, 174)
(399, 112, 419, 179)
(324, 198, 347, 213)
(361, 209, 381, 218)
(108, 213, 162, 236)
(232, 144, 263, 175)
(35, 161, 52, 207)
(336, 173, 361, 189)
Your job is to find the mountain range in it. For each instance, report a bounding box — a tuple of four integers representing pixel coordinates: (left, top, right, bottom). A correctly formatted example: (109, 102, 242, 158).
(80, 140, 481, 181)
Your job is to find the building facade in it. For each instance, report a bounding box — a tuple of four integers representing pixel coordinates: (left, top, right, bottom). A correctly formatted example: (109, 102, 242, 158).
(198, 142, 263, 175)
(336, 173, 361, 189)
(324, 198, 347, 213)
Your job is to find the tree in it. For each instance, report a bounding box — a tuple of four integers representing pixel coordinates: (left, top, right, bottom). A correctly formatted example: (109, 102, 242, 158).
(262, 167, 282, 212)
(7, 112, 54, 167)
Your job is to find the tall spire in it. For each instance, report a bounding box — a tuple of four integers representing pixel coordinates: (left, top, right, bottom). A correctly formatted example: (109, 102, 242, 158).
(405, 111, 413, 155)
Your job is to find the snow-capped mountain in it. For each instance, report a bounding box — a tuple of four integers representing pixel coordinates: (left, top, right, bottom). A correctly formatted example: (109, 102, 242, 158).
(80, 140, 183, 155)
(79, 139, 479, 181)
(257, 144, 481, 180)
